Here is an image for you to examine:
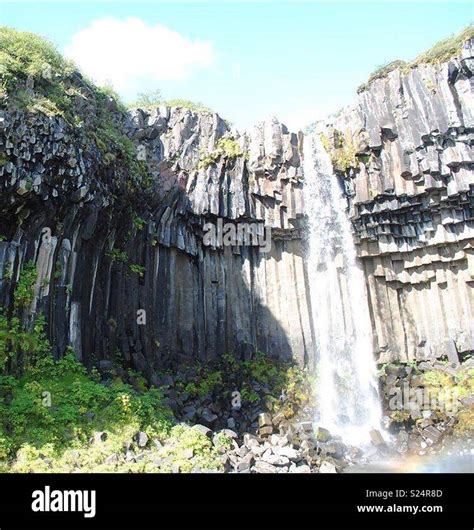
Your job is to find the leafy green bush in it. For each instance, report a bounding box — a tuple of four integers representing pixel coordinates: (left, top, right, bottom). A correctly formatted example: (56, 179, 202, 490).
(0, 353, 174, 459)
(129, 264, 145, 278)
(158, 424, 222, 472)
(411, 25, 474, 67)
(185, 370, 223, 398)
(0, 27, 151, 190)
(357, 60, 407, 93)
(106, 248, 128, 263)
(0, 262, 50, 372)
(319, 131, 357, 173)
(0, 25, 74, 113)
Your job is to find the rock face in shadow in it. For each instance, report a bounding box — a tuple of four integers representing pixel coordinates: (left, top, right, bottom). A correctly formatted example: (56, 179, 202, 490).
(317, 38, 474, 363)
(0, 105, 313, 373)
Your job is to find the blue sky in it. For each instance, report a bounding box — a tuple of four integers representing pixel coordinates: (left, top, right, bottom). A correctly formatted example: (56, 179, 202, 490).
(1, 1, 472, 130)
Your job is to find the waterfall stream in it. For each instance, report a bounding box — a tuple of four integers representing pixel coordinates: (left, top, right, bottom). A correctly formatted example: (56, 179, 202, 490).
(304, 133, 383, 446)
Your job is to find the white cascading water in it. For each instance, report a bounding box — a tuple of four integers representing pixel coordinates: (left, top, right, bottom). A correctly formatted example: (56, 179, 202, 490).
(304, 133, 383, 446)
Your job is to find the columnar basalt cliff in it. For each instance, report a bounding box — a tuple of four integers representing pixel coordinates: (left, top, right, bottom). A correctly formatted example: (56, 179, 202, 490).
(0, 101, 313, 374)
(318, 37, 474, 363)
(1, 32, 473, 376)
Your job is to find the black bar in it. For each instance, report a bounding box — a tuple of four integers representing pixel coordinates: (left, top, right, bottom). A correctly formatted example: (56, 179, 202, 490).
(0, 473, 471, 529)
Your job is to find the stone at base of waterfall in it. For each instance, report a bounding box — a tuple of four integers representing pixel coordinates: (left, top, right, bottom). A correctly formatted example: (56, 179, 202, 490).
(299, 421, 314, 433)
(235, 453, 253, 473)
(92, 431, 107, 444)
(193, 424, 213, 438)
(289, 463, 311, 473)
(321, 441, 346, 458)
(421, 426, 442, 445)
(273, 446, 299, 460)
(262, 453, 290, 466)
(105, 453, 118, 465)
(319, 461, 337, 473)
(243, 433, 260, 449)
(217, 429, 238, 441)
(258, 412, 272, 428)
(134, 431, 149, 448)
(254, 461, 278, 473)
(315, 426, 331, 442)
(370, 429, 386, 447)
(259, 426, 273, 437)
(201, 408, 218, 426)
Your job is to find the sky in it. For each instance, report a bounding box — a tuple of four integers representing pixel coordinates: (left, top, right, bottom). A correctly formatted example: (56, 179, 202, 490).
(1, 1, 472, 131)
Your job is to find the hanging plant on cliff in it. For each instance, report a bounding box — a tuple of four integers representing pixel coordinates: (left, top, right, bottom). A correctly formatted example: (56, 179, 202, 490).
(0, 261, 50, 374)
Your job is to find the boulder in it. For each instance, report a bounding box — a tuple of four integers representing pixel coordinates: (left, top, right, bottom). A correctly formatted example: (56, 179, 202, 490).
(258, 412, 272, 428)
(134, 431, 149, 448)
(315, 427, 331, 442)
(369, 429, 386, 447)
(193, 424, 213, 438)
(319, 461, 337, 474)
(254, 461, 278, 473)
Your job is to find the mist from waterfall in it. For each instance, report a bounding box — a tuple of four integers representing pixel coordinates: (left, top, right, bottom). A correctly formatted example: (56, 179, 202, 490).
(304, 133, 383, 446)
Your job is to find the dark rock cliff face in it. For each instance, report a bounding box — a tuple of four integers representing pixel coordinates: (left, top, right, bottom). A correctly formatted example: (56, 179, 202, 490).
(0, 105, 313, 376)
(318, 38, 474, 363)
(1, 39, 473, 374)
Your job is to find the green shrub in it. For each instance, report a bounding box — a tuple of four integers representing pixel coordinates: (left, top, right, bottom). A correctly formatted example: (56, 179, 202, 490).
(185, 370, 223, 398)
(411, 25, 474, 67)
(129, 264, 145, 278)
(357, 60, 407, 93)
(198, 137, 246, 170)
(127, 90, 212, 114)
(132, 216, 146, 231)
(106, 248, 128, 263)
(158, 424, 222, 472)
(0, 262, 50, 372)
(0, 353, 174, 459)
(0, 26, 74, 105)
(319, 131, 357, 173)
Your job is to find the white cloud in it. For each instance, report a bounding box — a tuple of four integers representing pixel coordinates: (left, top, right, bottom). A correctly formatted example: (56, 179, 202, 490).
(64, 17, 216, 90)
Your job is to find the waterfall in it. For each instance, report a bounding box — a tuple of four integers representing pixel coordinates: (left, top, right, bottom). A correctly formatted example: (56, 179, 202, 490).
(304, 133, 383, 446)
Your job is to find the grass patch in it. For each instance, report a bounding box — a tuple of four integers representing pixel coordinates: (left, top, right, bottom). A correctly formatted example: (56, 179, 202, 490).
(198, 137, 247, 170)
(0, 26, 151, 191)
(358, 25, 474, 93)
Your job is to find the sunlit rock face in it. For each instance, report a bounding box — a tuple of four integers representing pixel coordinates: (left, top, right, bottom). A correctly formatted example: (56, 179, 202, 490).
(316, 38, 474, 364)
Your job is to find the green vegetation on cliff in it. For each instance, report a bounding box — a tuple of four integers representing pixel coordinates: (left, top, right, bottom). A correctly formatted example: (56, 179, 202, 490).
(0, 262, 50, 374)
(358, 25, 474, 93)
(127, 89, 212, 113)
(320, 131, 357, 173)
(198, 137, 247, 169)
(0, 26, 151, 190)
